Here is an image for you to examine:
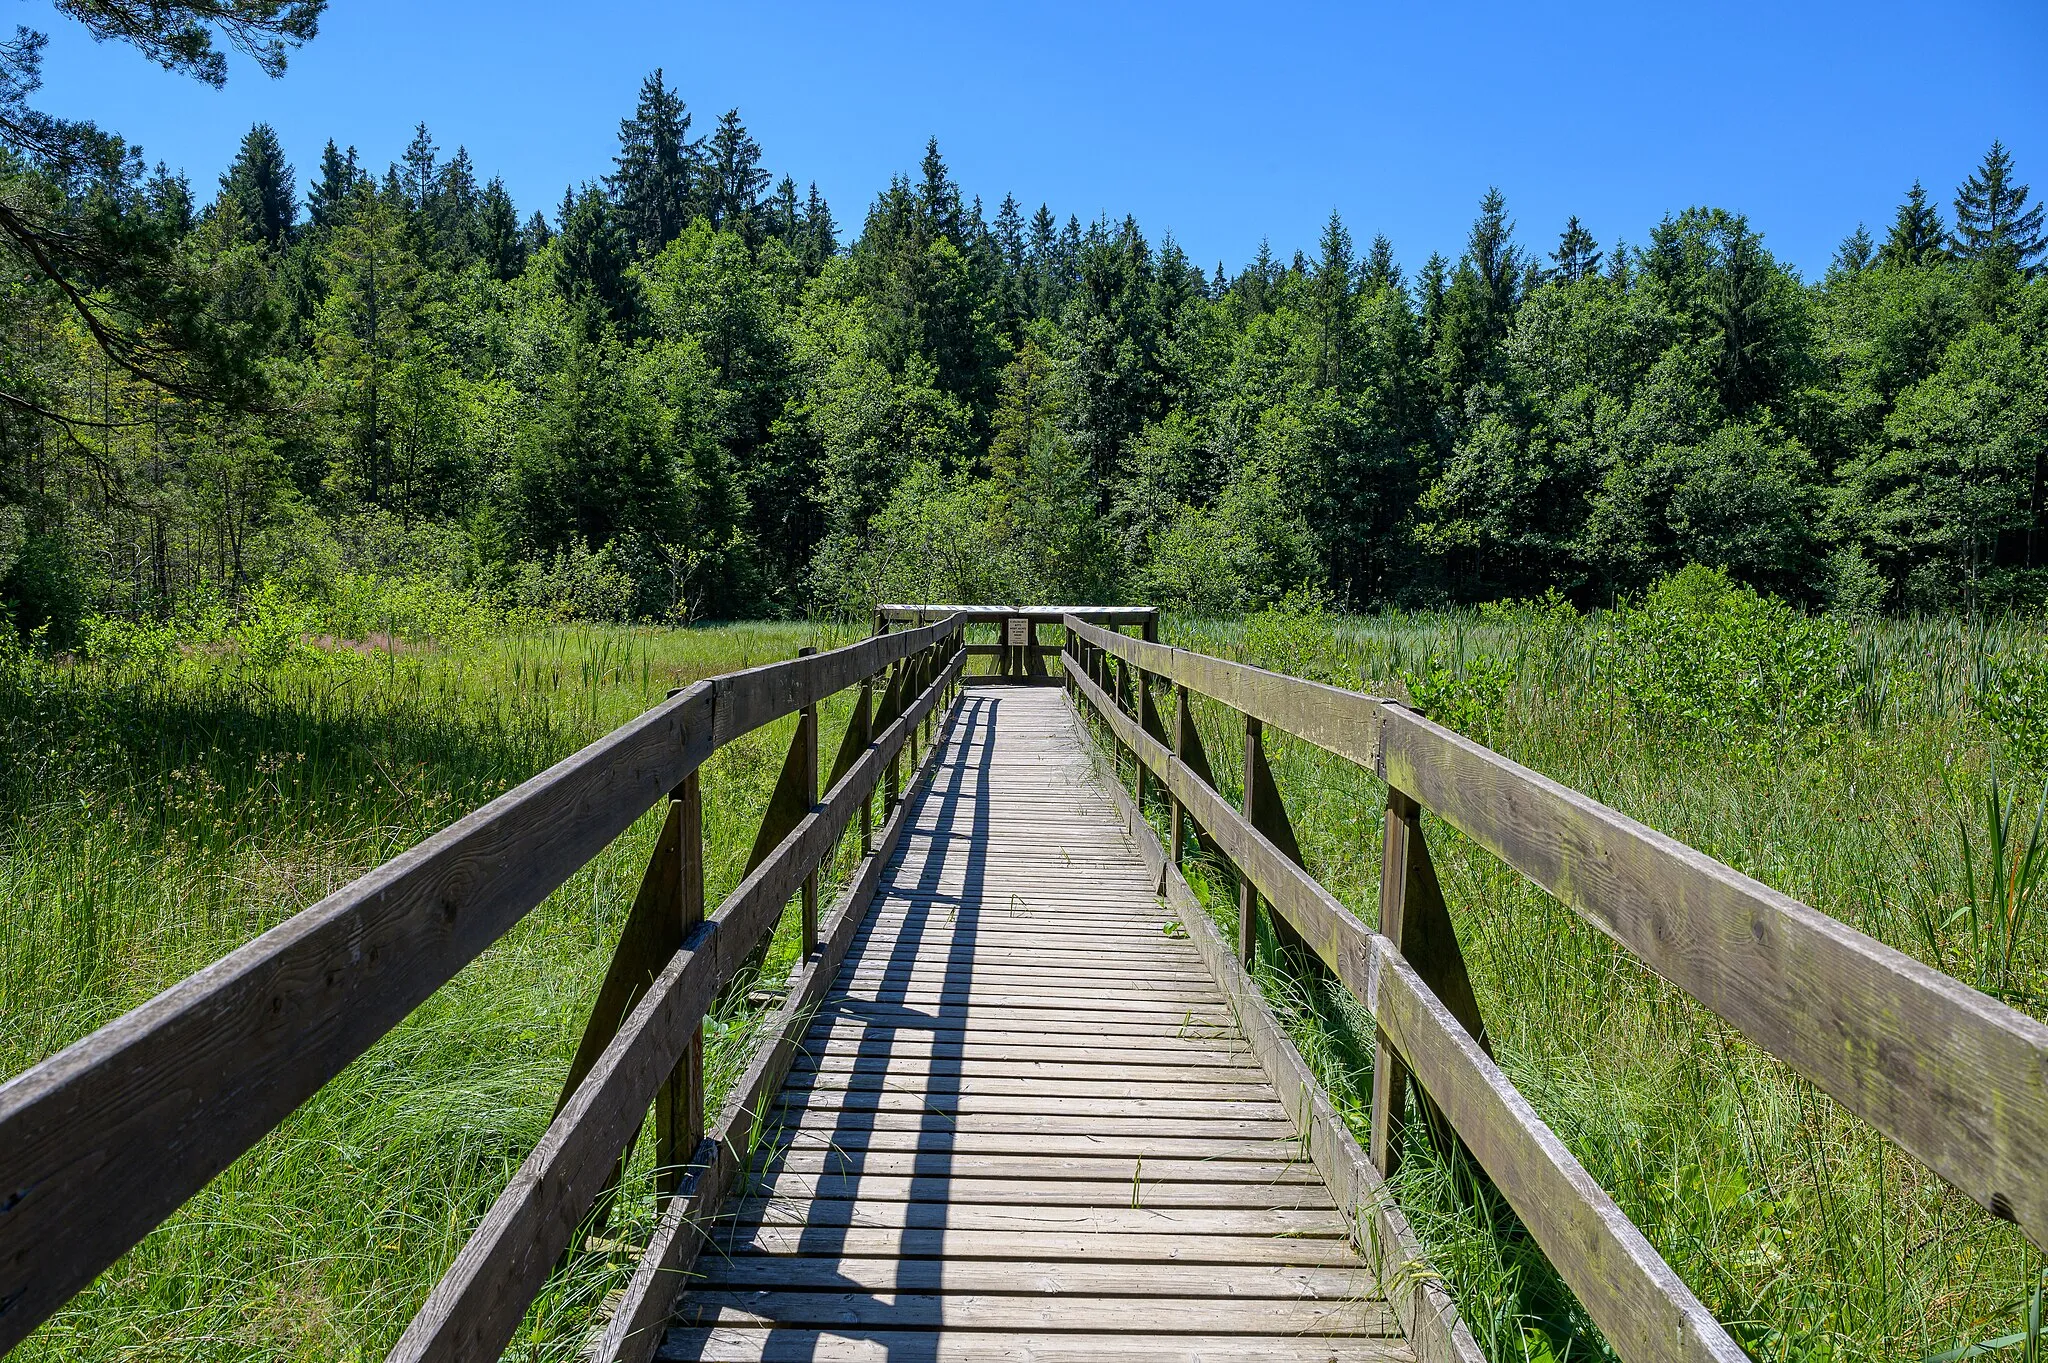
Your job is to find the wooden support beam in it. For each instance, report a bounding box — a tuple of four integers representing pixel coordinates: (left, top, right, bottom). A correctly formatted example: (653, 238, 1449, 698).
(654, 772, 704, 1198)
(796, 647, 820, 959)
(1371, 789, 1487, 1178)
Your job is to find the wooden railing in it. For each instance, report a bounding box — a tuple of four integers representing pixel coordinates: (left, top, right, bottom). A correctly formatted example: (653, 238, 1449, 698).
(879, 603, 1157, 680)
(0, 617, 968, 1362)
(1063, 616, 2048, 1363)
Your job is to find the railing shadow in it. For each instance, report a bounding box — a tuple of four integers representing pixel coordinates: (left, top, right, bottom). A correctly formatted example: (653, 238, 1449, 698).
(709, 688, 1001, 1358)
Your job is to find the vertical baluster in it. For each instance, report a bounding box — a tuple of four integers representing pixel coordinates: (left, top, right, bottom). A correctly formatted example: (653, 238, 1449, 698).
(1238, 715, 1263, 967)
(655, 770, 704, 1197)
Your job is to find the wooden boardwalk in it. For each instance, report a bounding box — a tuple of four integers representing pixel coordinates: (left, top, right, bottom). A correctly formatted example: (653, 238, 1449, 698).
(661, 686, 1410, 1362)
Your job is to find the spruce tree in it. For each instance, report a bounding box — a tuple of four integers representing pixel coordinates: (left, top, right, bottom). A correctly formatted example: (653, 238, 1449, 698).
(553, 182, 639, 332)
(217, 121, 296, 248)
(1952, 141, 2045, 272)
(1831, 224, 1874, 275)
(702, 109, 768, 241)
(1361, 234, 1401, 291)
(1549, 215, 1602, 282)
(400, 123, 437, 215)
(435, 146, 479, 264)
(1880, 180, 1947, 267)
(608, 68, 698, 255)
(769, 175, 801, 243)
(917, 138, 962, 245)
(801, 182, 836, 271)
(146, 161, 194, 236)
(307, 140, 360, 231)
(1465, 188, 1523, 333)
(476, 176, 525, 280)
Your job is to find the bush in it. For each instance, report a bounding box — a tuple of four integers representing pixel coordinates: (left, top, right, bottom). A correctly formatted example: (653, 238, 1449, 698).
(1982, 649, 2048, 771)
(1601, 565, 1860, 747)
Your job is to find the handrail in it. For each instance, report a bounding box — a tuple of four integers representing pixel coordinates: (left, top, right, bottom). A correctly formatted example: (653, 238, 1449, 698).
(390, 642, 966, 1361)
(1065, 616, 2048, 1256)
(1066, 656, 1743, 1363)
(0, 615, 964, 1356)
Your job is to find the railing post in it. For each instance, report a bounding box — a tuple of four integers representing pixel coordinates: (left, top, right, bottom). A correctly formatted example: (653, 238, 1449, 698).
(1370, 785, 1490, 1178)
(655, 769, 704, 1197)
(797, 647, 820, 959)
(1238, 715, 1263, 966)
(857, 678, 874, 853)
(1170, 685, 1191, 863)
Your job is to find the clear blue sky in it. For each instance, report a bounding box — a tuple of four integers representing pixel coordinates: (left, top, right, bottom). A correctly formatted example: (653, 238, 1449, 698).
(30, 0, 2048, 279)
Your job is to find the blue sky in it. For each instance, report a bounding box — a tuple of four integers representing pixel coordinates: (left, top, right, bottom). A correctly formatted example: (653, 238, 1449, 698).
(30, 0, 2048, 280)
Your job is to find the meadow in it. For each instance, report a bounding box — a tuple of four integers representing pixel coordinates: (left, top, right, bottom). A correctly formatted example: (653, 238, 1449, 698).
(3, 575, 2047, 1360)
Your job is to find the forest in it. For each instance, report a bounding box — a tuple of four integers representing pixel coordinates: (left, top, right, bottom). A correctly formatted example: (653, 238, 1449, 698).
(3, 15, 2047, 640)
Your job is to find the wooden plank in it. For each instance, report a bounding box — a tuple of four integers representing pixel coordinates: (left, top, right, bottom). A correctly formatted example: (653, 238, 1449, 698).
(782, 1073, 1276, 1103)
(883, 605, 1159, 628)
(1380, 705, 2048, 1248)
(718, 1226, 1364, 1266)
(771, 1092, 1287, 1121)
(742, 1174, 1338, 1210)
(693, 1257, 1370, 1296)
(766, 1109, 1298, 1140)
(675, 1292, 1398, 1335)
(730, 1199, 1348, 1237)
(595, 657, 967, 1363)
(752, 1151, 1321, 1184)
(662, 1328, 1412, 1362)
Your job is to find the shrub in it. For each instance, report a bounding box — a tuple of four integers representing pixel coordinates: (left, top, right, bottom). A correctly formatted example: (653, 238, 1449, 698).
(1600, 564, 1860, 747)
(1982, 648, 2048, 771)
(1400, 650, 1516, 740)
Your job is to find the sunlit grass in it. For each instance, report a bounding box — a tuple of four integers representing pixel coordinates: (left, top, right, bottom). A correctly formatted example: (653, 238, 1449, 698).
(0, 619, 864, 1361)
(1140, 609, 2048, 1363)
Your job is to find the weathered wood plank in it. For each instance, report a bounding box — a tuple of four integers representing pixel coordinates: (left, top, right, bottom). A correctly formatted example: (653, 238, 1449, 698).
(661, 1328, 1411, 1362)
(717, 1225, 1363, 1265)
(675, 1291, 1398, 1335)
(693, 1257, 1369, 1295)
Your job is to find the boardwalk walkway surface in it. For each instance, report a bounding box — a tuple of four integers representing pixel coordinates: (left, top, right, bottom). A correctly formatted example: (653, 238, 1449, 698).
(661, 686, 1411, 1362)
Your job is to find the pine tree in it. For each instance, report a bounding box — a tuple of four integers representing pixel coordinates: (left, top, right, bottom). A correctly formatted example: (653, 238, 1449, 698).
(1549, 215, 1602, 282)
(400, 123, 438, 215)
(801, 182, 836, 271)
(1416, 252, 1448, 348)
(1465, 187, 1523, 332)
(553, 182, 639, 332)
(1952, 140, 2046, 272)
(475, 176, 525, 280)
(702, 109, 768, 241)
(769, 175, 801, 244)
(435, 146, 479, 264)
(146, 161, 194, 236)
(307, 141, 361, 231)
(1361, 234, 1401, 292)
(1831, 224, 1875, 275)
(916, 138, 962, 245)
(608, 68, 698, 255)
(521, 209, 553, 254)
(1880, 180, 1947, 267)
(217, 121, 296, 248)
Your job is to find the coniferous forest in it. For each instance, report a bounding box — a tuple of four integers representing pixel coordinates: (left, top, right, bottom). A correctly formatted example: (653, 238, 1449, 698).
(4, 17, 2048, 638)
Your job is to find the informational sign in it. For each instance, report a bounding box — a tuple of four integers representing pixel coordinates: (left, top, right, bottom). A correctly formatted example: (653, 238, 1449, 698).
(1006, 617, 1030, 647)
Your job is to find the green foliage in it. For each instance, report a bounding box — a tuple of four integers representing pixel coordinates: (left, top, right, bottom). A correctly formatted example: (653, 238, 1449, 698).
(1602, 565, 1861, 747)
(1401, 648, 1516, 740)
(1982, 648, 2048, 770)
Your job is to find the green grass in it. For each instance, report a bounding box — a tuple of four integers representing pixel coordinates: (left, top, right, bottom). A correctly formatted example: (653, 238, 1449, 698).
(0, 620, 870, 1361)
(8, 606, 2048, 1361)
(1125, 607, 2048, 1363)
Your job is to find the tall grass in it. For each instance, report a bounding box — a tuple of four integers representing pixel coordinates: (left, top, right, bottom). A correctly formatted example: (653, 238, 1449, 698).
(0, 620, 862, 1361)
(1144, 602, 2048, 1363)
